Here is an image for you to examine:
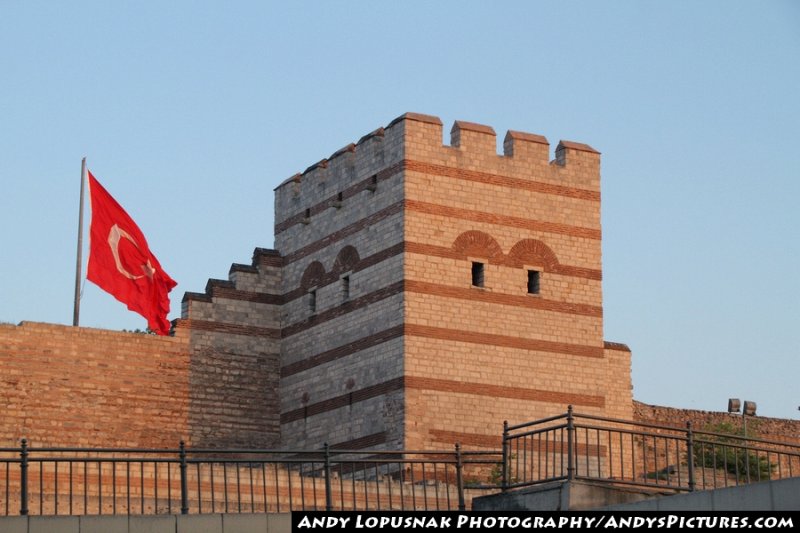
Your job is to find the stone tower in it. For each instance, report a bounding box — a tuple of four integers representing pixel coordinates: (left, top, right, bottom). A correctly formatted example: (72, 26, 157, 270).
(274, 112, 632, 451)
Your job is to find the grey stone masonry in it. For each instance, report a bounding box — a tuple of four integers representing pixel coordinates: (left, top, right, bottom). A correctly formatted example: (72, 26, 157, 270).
(274, 115, 420, 450)
(180, 248, 282, 448)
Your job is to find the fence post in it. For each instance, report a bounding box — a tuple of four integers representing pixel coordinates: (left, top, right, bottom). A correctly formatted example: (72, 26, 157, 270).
(455, 443, 466, 511)
(501, 421, 509, 491)
(323, 442, 333, 512)
(19, 438, 29, 516)
(686, 422, 696, 492)
(179, 441, 189, 514)
(566, 406, 575, 481)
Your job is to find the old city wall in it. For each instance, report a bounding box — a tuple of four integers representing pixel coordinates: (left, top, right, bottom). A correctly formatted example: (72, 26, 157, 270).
(180, 247, 283, 448)
(274, 121, 407, 450)
(0, 321, 190, 448)
(0, 247, 283, 449)
(635, 401, 800, 446)
(400, 114, 632, 449)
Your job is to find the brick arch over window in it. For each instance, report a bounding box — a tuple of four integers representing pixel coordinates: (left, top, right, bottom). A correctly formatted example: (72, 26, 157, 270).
(300, 261, 326, 290)
(332, 245, 360, 275)
(507, 239, 559, 270)
(452, 231, 504, 262)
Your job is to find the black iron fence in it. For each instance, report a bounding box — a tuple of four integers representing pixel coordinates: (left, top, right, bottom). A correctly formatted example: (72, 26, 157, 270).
(0, 442, 501, 515)
(4, 409, 799, 515)
(502, 407, 800, 493)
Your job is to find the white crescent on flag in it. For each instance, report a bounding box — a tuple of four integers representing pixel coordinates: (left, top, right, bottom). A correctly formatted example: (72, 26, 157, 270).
(107, 224, 155, 280)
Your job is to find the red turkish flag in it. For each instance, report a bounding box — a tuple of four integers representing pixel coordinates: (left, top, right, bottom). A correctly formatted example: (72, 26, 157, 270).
(86, 170, 177, 335)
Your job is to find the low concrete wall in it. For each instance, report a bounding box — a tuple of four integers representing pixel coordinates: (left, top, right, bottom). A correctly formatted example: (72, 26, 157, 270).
(0, 513, 291, 533)
(473, 478, 800, 511)
(472, 480, 665, 511)
(603, 477, 800, 511)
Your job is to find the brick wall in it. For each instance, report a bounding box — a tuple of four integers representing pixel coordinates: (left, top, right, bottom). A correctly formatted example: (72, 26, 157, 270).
(634, 401, 800, 446)
(180, 247, 283, 448)
(0, 321, 189, 448)
(402, 115, 631, 449)
(0, 246, 284, 450)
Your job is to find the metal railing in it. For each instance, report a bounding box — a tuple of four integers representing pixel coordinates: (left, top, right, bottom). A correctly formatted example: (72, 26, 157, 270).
(0, 441, 501, 515)
(4, 409, 798, 515)
(501, 406, 800, 493)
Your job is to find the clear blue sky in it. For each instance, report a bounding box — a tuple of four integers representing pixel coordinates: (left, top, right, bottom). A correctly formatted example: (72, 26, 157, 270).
(2, 1, 798, 420)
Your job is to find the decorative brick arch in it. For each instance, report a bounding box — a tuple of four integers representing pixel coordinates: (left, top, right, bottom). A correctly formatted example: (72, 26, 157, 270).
(332, 245, 360, 274)
(300, 261, 326, 290)
(507, 239, 559, 270)
(452, 231, 504, 261)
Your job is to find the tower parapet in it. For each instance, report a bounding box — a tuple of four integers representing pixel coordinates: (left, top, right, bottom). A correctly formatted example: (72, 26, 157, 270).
(275, 112, 601, 240)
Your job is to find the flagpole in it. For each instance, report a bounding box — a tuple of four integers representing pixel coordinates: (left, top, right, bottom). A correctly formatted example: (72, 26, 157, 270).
(73, 157, 86, 326)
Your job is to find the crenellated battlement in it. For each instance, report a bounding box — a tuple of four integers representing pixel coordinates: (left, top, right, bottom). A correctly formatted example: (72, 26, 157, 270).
(274, 112, 601, 236)
(281, 112, 602, 176)
(450, 120, 496, 153)
(182, 247, 282, 307)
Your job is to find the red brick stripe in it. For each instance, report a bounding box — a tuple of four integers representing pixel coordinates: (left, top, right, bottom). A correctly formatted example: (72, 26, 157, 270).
(404, 160, 600, 201)
(405, 324, 604, 358)
(428, 429, 605, 455)
(330, 432, 388, 450)
(177, 319, 280, 339)
(204, 285, 283, 305)
(552, 265, 602, 280)
(407, 200, 601, 240)
(406, 376, 605, 407)
(428, 430, 501, 448)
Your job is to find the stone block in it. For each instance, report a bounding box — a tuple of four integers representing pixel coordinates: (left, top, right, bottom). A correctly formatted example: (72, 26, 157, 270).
(267, 513, 292, 533)
(655, 490, 713, 511)
(129, 514, 177, 533)
(0, 516, 29, 533)
(223, 513, 268, 533)
(711, 480, 772, 510)
(177, 513, 223, 533)
(80, 515, 129, 533)
(29, 516, 80, 533)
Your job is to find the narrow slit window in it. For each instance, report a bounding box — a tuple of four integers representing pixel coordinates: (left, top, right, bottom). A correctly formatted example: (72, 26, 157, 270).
(342, 275, 350, 301)
(367, 174, 378, 192)
(472, 262, 485, 288)
(527, 270, 540, 294)
(308, 289, 317, 314)
(303, 208, 311, 224)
